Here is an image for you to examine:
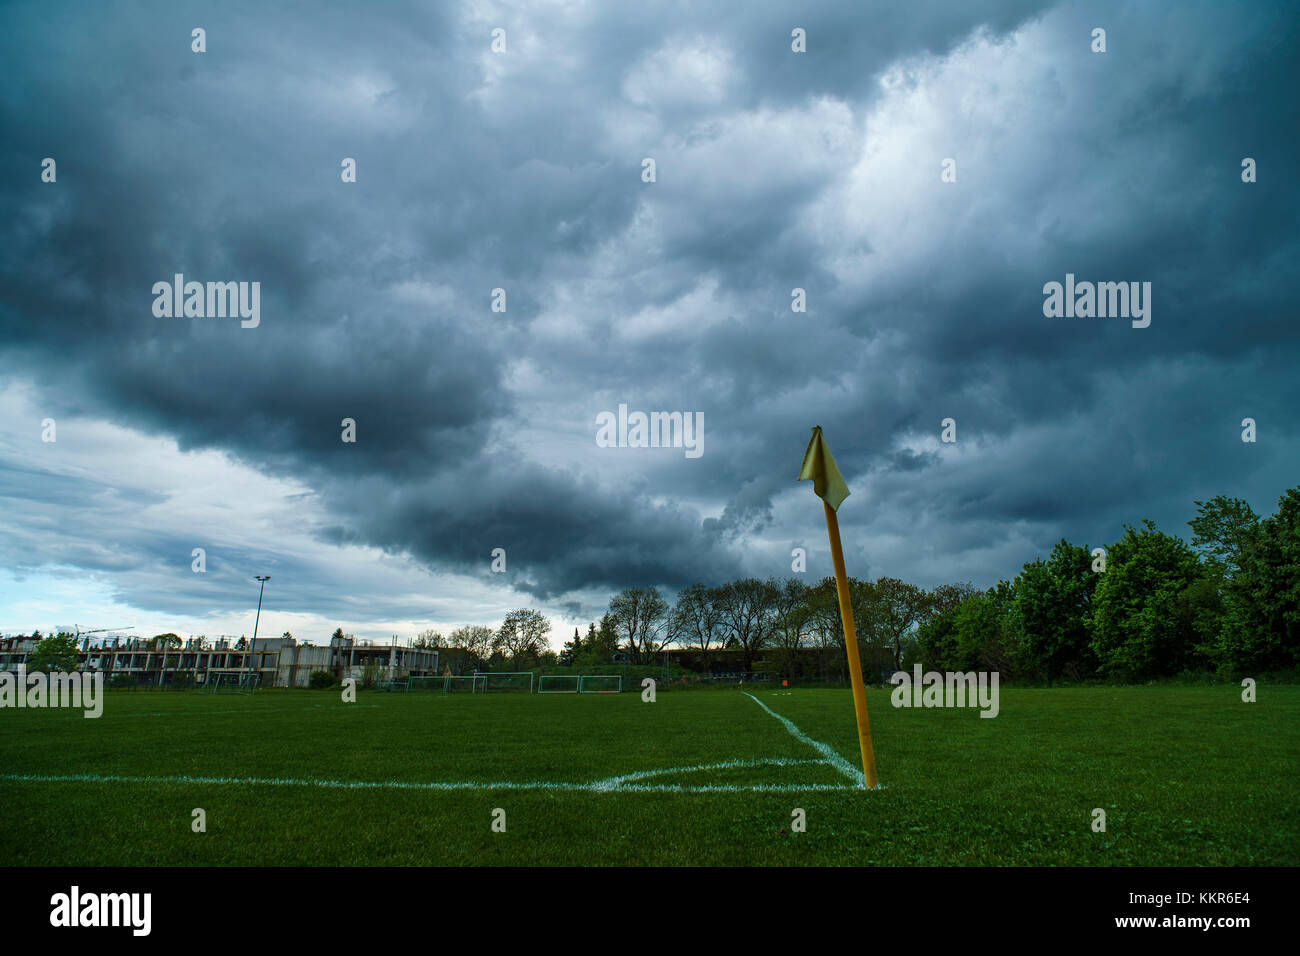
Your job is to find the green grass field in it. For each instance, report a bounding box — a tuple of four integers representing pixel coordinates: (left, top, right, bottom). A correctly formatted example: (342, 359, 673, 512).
(1, 684, 1296, 866)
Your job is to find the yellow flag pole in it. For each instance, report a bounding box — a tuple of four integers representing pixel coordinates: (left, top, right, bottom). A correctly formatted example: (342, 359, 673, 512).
(822, 500, 879, 789)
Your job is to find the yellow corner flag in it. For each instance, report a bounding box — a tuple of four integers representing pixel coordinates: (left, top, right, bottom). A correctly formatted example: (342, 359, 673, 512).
(797, 426, 850, 511)
(798, 426, 878, 789)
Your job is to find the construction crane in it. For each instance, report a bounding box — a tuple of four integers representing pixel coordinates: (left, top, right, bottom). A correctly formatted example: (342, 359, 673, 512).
(69, 626, 135, 682)
(74, 624, 135, 641)
(72, 626, 135, 676)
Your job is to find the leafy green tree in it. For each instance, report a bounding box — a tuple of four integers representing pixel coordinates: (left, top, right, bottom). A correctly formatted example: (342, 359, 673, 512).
(915, 583, 1015, 674)
(1215, 487, 1300, 671)
(957, 585, 1017, 672)
(1090, 520, 1207, 679)
(1188, 496, 1260, 575)
(927, 582, 977, 618)
(558, 628, 583, 666)
(872, 576, 930, 670)
(578, 616, 621, 666)
(1009, 540, 1098, 680)
(914, 603, 958, 671)
(493, 609, 551, 666)
(28, 632, 80, 672)
(448, 625, 495, 670)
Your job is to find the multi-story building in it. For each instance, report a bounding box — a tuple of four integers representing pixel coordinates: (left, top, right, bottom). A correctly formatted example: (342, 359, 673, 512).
(0, 632, 439, 688)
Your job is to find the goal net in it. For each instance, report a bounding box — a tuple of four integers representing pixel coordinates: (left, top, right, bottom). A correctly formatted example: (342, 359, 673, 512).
(537, 674, 580, 693)
(442, 675, 476, 693)
(472, 671, 535, 693)
(578, 675, 622, 694)
(407, 676, 443, 692)
(203, 672, 260, 694)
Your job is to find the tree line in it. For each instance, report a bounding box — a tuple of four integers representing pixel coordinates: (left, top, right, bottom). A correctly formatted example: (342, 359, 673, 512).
(568, 487, 1298, 682)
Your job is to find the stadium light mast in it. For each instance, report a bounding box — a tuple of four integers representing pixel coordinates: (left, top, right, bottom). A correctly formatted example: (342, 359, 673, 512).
(249, 575, 270, 686)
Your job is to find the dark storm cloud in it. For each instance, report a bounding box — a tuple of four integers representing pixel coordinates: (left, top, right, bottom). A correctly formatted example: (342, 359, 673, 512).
(1, 0, 1298, 621)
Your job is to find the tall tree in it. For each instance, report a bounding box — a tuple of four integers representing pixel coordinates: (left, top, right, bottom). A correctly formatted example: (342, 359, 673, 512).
(927, 582, 977, 619)
(1090, 520, 1206, 679)
(805, 577, 846, 679)
(558, 627, 583, 666)
(414, 629, 442, 649)
(1009, 540, 1098, 680)
(584, 616, 621, 664)
(770, 578, 811, 678)
(1216, 487, 1300, 671)
(608, 588, 672, 664)
(715, 577, 779, 674)
(1188, 496, 1260, 576)
(872, 576, 930, 670)
(671, 583, 725, 673)
(448, 625, 495, 670)
(493, 609, 551, 665)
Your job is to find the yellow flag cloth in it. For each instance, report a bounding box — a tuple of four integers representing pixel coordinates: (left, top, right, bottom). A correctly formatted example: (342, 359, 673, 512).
(797, 426, 850, 511)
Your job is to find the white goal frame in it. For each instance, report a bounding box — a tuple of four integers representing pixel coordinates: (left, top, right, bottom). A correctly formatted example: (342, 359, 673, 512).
(578, 674, 622, 694)
(537, 674, 580, 694)
(472, 671, 535, 693)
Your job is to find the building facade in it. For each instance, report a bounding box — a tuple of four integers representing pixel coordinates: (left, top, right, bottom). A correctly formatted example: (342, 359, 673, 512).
(0, 632, 439, 688)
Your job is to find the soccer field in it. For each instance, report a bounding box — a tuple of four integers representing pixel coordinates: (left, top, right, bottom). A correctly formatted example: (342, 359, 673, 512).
(1, 685, 1296, 866)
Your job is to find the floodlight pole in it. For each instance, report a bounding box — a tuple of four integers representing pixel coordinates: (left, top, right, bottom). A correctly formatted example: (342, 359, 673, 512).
(250, 575, 270, 686)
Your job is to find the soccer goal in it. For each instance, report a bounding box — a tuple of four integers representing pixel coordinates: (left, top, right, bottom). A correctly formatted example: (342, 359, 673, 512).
(578, 675, 622, 694)
(472, 671, 535, 693)
(537, 674, 580, 694)
(203, 672, 260, 694)
(442, 675, 476, 693)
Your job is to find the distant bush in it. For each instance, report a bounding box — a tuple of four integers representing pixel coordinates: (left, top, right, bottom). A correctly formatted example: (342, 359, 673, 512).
(308, 670, 337, 689)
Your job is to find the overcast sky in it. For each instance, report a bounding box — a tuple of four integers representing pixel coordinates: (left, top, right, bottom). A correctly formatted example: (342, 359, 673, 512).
(1, 0, 1296, 647)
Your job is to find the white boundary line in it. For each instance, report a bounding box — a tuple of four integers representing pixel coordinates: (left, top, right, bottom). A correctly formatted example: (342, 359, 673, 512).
(742, 692, 865, 788)
(0, 767, 858, 795)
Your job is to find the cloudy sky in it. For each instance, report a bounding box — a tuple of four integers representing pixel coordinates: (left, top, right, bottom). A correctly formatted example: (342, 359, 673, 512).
(1, 0, 1296, 647)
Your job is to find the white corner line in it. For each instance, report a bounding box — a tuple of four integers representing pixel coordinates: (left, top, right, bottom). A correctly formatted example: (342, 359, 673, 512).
(742, 692, 866, 788)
